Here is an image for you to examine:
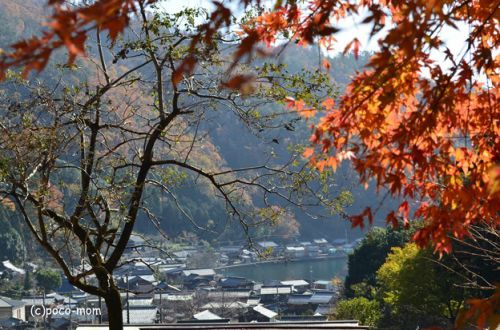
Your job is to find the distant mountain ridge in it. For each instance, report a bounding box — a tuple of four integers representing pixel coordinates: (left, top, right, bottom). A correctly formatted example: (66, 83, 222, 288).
(0, 0, 47, 45)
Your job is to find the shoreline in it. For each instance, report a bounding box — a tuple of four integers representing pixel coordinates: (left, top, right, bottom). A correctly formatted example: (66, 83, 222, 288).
(215, 254, 347, 270)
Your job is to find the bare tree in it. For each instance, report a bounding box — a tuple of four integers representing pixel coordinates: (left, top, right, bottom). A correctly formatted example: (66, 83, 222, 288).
(449, 222, 499, 293)
(0, 7, 347, 329)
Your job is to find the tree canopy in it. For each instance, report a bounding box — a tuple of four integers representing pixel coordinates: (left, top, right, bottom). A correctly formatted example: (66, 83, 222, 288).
(376, 243, 466, 329)
(35, 268, 62, 293)
(334, 297, 381, 327)
(344, 225, 415, 298)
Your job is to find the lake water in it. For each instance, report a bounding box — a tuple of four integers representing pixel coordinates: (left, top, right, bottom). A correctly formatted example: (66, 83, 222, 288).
(218, 257, 348, 282)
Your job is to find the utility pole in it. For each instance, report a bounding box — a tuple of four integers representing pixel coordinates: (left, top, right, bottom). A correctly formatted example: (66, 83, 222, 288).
(126, 273, 130, 324)
(159, 288, 163, 323)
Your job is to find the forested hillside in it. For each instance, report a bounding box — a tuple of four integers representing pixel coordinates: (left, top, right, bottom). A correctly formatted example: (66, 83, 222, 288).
(0, 0, 400, 257)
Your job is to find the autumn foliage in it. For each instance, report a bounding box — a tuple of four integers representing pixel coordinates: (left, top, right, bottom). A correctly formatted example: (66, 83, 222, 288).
(0, 0, 498, 327)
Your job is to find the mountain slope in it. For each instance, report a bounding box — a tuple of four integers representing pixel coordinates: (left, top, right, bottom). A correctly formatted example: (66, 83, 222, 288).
(0, 1, 399, 250)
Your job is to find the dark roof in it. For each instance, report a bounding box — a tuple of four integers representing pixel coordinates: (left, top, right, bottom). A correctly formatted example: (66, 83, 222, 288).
(0, 296, 26, 308)
(220, 277, 254, 288)
(288, 294, 313, 305)
(130, 267, 155, 276)
(287, 292, 334, 305)
(310, 292, 334, 304)
(0, 317, 24, 327)
(128, 275, 155, 285)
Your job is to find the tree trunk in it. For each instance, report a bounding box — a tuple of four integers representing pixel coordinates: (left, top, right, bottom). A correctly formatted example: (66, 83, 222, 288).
(104, 287, 123, 330)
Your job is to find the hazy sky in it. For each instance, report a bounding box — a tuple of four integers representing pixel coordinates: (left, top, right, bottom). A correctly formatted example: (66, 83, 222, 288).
(161, 0, 469, 70)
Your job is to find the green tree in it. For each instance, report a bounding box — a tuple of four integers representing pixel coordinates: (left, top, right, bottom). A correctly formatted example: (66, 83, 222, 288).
(0, 227, 26, 263)
(344, 225, 415, 298)
(0, 206, 26, 263)
(23, 270, 32, 291)
(35, 268, 61, 293)
(376, 243, 465, 329)
(334, 297, 381, 327)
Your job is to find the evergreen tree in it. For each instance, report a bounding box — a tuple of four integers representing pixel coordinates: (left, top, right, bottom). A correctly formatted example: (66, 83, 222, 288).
(23, 270, 32, 291)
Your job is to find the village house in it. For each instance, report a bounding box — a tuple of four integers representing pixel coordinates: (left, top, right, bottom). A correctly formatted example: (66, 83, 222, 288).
(284, 246, 306, 259)
(122, 305, 159, 324)
(160, 264, 186, 282)
(192, 310, 223, 321)
(0, 296, 26, 321)
(118, 276, 156, 295)
(127, 296, 154, 307)
(306, 244, 320, 257)
(313, 238, 332, 254)
(219, 276, 255, 290)
(285, 291, 335, 315)
(312, 280, 335, 291)
(313, 238, 329, 246)
(239, 249, 258, 263)
(246, 296, 261, 306)
(331, 238, 347, 247)
(154, 291, 194, 305)
(125, 234, 147, 252)
(22, 295, 58, 321)
(280, 280, 310, 293)
(172, 249, 198, 263)
(182, 268, 216, 289)
(201, 301, 248, 320)
(259, 285, 293, 304)
(256, 241, 280, 256)
(219, 246, 242, 260)
(206, 289, 253, 303)
(315, 304, 334, 317)
(328, 247, 345, 257)
(239, 304, 278, 323)
(155, 282, 181, 294)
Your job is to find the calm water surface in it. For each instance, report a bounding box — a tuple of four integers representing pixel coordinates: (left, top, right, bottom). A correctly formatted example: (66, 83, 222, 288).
(219, 257, 348, 282)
